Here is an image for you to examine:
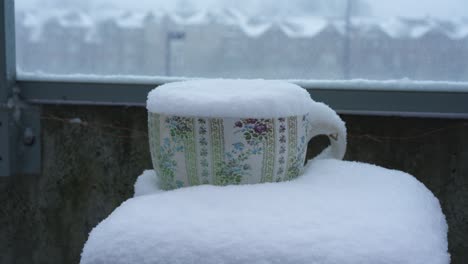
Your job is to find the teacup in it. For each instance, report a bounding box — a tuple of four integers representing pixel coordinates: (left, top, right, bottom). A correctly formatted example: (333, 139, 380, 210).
(147, 79, 346, 190)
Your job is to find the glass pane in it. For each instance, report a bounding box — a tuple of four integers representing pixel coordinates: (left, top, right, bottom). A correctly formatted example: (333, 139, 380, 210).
(15, 0, 468, 81)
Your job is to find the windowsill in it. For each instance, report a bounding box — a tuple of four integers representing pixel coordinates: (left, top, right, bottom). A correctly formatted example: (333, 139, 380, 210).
(17, 72, 468, 119)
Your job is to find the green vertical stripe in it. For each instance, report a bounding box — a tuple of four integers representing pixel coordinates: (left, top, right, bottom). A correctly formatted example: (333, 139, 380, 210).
(184, 117, 199, 185)
(286, 116, 298, 180)
(210, 118, 225, 185)
(148, 113, 162, 185)
(261, 119, 276, 183)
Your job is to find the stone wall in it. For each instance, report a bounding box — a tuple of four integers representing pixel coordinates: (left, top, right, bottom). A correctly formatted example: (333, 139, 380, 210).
(0, 105, 467, 263)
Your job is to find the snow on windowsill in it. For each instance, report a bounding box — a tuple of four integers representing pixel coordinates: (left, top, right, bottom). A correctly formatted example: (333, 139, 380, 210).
(17, 71, 468, 93)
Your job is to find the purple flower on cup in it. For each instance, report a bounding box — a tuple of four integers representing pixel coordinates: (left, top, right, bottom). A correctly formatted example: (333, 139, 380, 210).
(254, 123, 267, 134)
(235, 121, 243, 128)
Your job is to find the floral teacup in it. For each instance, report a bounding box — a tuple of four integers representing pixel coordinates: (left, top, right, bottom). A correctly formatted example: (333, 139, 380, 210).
(147, 79, 346, 190)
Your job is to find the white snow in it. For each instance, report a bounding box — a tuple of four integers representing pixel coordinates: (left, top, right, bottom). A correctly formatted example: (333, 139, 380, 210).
(213, 8, 247, 25)
(349, 17, 438, 39)
(57, 11, 93, 28)
(16, 72, 468, 94)
(114, 12, 149, 29)
(410, 23, 433, 39)
(280, 17, 328, 38)
(68, 118, 83, 124)
(169, 11, 210, 26)
(81, 159, 449, 264)
(292, 78, 468, 93)
(15, 8, 468, 40)
(147, 79, 316, 118)
(377, 18, 408, 38)
(449, 19, 468, 40)
(17, 71, 189, 85)
(18, 11, 45, 42)
(133, 170, 162, 197)
(238, 18, 272, 38)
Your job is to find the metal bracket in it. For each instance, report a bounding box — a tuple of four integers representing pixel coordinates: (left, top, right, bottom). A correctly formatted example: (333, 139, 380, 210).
(0, 87, 41, 177)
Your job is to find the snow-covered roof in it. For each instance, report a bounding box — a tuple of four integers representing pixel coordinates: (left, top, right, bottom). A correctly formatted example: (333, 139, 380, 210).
(376, 18, 408, 38)
(451, 26, 468, 39)
(238, 18, 272, 38)
(15, 9, 468, 40)
(280, 17, 328, 38)
(56, 11, 93, 28)
(114, 11, 152, 29)
(213, 8, 247, 25)
(16, 11, 44, 41)
(169, 11, 210, 25)
(447, 18, 468, 39)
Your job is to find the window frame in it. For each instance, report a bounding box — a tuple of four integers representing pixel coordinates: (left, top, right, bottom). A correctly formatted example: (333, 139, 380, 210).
(2, 0, 468, 176)
(17, 74, 468, 118)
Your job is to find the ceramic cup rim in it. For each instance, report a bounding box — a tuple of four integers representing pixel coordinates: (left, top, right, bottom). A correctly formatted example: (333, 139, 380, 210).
(148, 111, 309, 120)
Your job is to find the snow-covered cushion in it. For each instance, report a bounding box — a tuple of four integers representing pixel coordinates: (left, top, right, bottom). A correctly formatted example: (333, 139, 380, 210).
(81, 159, 449, 264)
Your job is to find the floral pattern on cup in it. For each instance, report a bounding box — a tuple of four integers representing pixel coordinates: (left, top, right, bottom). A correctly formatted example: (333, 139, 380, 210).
(234, 118, 273, 154)
(217, 142, 252, 185)
(276, 117, 287, 180)
(198, 118, 210, 184)
(166, 116, 193, 146)
(148, 110, 344, 190)
(150, 114, 307, 190)
(158, 138, 184, 190)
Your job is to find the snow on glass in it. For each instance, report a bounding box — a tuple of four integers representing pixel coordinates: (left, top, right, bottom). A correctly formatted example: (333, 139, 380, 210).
(81, 159, 449, 264)
(15, 0, 468, 81)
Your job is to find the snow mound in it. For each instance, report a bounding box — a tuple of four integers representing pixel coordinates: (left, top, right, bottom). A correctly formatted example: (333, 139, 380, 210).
(133, 170, 162, 197)
(147, 79, 315, 118)
(81, 159, 449, 264)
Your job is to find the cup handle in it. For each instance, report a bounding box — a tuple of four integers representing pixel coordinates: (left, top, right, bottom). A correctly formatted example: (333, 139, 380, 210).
(306, 102, 347, 160)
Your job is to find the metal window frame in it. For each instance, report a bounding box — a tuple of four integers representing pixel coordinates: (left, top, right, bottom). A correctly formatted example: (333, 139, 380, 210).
(2, 0, 468, 176)
(0, 0, 15, 177)
(1, 0, 40, 177)
(17, 77, 468, 119)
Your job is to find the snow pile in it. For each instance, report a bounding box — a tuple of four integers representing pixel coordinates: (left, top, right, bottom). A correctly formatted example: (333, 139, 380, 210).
(133, 170, 162, 197)
(81, 159, 449, 264)
(147, 79, 315, 118)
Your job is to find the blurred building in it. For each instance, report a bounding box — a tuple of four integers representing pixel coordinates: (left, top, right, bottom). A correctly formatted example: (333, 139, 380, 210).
(14, 9, 468, 81)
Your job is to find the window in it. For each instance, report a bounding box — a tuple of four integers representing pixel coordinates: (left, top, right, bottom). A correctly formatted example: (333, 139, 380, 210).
(2, 0, 468, 178)
(14, 0, 468, 81)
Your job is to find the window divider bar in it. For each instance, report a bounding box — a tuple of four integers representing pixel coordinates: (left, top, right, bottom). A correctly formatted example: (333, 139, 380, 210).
(0, 0, 15, 102)
(0, 0, 16, 177)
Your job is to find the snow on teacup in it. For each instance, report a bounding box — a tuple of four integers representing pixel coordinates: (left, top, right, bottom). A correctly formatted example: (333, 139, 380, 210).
(147, 79, 346, 190)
